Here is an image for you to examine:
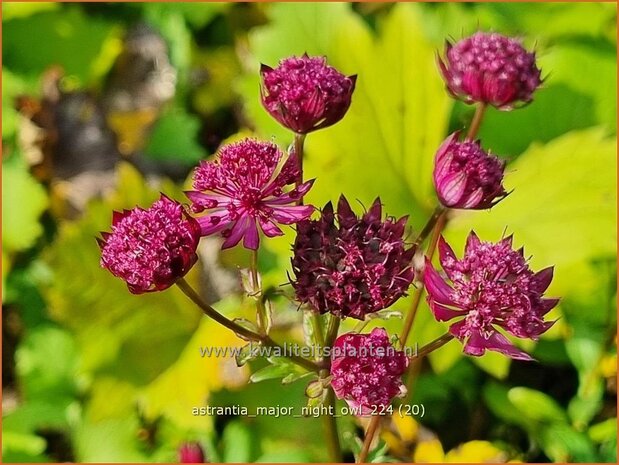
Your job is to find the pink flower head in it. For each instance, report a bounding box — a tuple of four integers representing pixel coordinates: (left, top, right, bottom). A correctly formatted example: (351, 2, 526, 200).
(260, 54, 356, 134)
(291, 196, 414, 320)
(331, 328, 409, 415)
(178, 442, 205, 463)
(433, 132, 507, 210)
(98, 195, 200, 294)
(438, 32, 542, 110)
(187, 138, 315, 250)
(424, 232, 559, 361)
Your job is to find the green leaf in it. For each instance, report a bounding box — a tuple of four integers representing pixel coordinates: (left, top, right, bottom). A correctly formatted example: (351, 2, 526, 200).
(144, 108, 207, 165)
(589, 418, 617, 443)
(483, 382, 534, 431)
(2, 156, 49, 254)
(1, 431, 49, 463)
(539, 422, 597, 462)
(249, 362, 295, 383)
(74, 416, 147, 462)
(2, 6, 114, 83)
(222, 421, 257, 463)
(508, 387, 568, 425)
(15, 325, 78, 399)
(2, 2, 59, 21)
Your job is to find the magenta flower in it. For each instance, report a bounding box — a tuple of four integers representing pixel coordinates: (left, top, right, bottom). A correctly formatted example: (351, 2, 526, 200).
(433, 132, 507, 209)
(291, 196, 414, 320)
(178, 442, 205, 463)
(186, 138, 315, 250)
(438, 32, 542, 110)
(260, 54, 356, 134)
(424, 232, 558, 361)
(98, 195, 200, 294)
(331, 328, 409, 415)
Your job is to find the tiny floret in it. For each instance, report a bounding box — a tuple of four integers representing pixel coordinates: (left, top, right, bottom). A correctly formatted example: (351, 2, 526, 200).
(438, 32, 542, 109)
(331, 328, 409, 414)
(424, 232, 558, 360)
(291, 196, 414, 320)
(260, 54, 356, 134)
(187, 138, 315, 250)
(99, 195, 200, 294)
(433, 132, 507, 210)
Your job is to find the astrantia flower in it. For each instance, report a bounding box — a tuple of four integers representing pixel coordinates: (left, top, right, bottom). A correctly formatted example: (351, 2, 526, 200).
(291, 196, 414, 320)
(331, 328, 408, 414)
(433, 132, 507, 209)
(260, 54, 356, 134)
(178, 442, 205, 463)
(438, 32, 542, 109)
(99, 195, 200, 294)
(424, 232, 558, 360)
(187, 138, 315, 250)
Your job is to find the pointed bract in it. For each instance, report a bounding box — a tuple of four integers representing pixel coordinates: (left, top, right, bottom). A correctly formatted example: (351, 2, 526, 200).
(423, 233, 558, 361)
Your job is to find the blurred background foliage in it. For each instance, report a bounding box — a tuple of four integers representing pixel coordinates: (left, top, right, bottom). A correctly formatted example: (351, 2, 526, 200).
(2, 2, 617, 463)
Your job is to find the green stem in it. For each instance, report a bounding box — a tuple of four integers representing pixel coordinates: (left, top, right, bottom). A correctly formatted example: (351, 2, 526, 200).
(176, 278, 320, 372)
(466, 102, 487, 140)
(411, 333, 455, 360)
(250, 249, 268, 335)
(324, 387, 343, 462)
(325, 315, 341, 348)
(294, 133, 307, 196)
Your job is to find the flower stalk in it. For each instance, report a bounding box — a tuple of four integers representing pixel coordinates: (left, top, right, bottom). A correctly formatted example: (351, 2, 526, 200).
(176, 278, 321, 372)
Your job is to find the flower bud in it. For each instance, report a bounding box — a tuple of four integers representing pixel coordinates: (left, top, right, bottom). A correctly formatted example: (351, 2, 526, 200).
(260, 54, 356, 134)
(438, 32, 542, 110)
(433, 132, 507, 210)
(178, 442, 206, 463)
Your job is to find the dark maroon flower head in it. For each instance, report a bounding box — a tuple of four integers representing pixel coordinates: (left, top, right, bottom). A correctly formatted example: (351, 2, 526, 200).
(331, 328, 409, 414)
(260, 54, 356, 134)
(98, 195, 200, 294)
(187, 138, 314, 250)
(291, 196, 414, 320)
(424, 232, 559, 361)
(433, 132, 507, 209)
(178, 442, 206, 463)
(438, 32, 542, 110)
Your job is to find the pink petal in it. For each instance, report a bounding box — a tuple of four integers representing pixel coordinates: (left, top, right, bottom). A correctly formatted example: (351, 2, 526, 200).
(259, 218, 284, 238)
(242, 218, 260, 250)
(222, 216, 251, 249)
(465, 230, 481, 255)
(485, 331, 534, 361)
(539, 298, 560, 315)
(439, 170, 468, 206)
(463, 331, 487, 357)
(198, 214, 232, 235)
(428, 299, 463, 322)
(438, 236, 457, 268)
(271, 205, 315, 224)
(533, 267, 554, 293)
(423, 258, 455, 305)
(462, 187, 484, 209)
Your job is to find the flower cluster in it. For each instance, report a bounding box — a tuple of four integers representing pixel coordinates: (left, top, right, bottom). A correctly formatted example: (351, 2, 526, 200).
(98, 195, 200, 294)
(291, 196, 414, 320)
(187, 138, 314, 250)
(438, 32, 542, 109)
(330, 328, 408, 414)
(260, 54, 356, 134)
(433, 132, 507, 210)
(424, 232, 558, 360)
